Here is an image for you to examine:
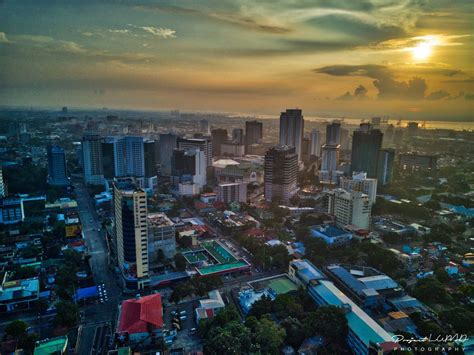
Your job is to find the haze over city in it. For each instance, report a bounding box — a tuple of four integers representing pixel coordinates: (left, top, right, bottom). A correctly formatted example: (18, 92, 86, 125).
(1, 0, 473, 121)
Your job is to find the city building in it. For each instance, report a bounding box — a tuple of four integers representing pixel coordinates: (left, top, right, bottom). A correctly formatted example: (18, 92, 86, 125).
(177, 137, 213, 167)
(245, 120, 263, 146)
(211, 128, 228, 156)
(232, 128, 244, 144)
(264, 146, 298, 204)
(147, 213, 176, 262)
(389, 249, 422, 272)
(195, 290, 226, 322)
(159, 133, 177, 176)
(0, 273, 39, 312)
(377, 149, 395, 185)
(0, 167, 5, 197)
(0, 197, 24, 224)
(82, 133, 104, 185)
(326, 122, 341, 145)
(144, 140, 158, 189)
(47, 145, 69, 186)
(279, 109, 304, 161)
(327, 188, 371, 230)
(213, 159, 263, 184)
(350, 125, 383, 178)
(340, 127, 349, 150)
(116, 294, 163, 345)
(113, 177, 149, 290)
(221, 142, 245, 157)
(200, 119, 210, 134)
(340, 172, 377, 204)
(218, 182, 247, 203)
(33, 336, 68, 355)
(171, 149, 207, 192)
(288, 259, 325, 287)
(309, 225, 353, 247)
(320, 144, 342, 184)
(310, 129, 321, 157)
(399, 153, 437, 173)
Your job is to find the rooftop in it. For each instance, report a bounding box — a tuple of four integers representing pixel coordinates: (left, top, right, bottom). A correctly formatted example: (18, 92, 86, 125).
(147, 212, 174, 227)
(34, 336, 68, 355)
(117, 294, 163, 334)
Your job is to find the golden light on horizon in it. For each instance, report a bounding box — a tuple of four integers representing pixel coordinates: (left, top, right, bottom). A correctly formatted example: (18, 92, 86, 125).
(410, 36, 439, 61)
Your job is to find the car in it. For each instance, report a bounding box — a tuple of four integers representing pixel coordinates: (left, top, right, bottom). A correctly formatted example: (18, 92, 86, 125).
(179, 315, 187, 321)
(179, 310, 187, 316)
(171, 310, 177, 316)
(190, 328, 197, 334)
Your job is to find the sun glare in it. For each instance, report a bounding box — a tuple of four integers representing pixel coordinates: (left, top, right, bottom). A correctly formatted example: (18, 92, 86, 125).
(410, 36, 439, 61)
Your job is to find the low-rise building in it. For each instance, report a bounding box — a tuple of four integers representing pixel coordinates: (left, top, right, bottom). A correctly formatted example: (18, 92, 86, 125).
(0, 273, 40, 312)
(147, 213, 176, 261)
(389, 249, 422, 272)
(309, 225, 352, 247)
(288, 259, 325, 287)
(218, 182, 247, 203)
(34, 336, 68, 355)
(195, 290, 226, 322)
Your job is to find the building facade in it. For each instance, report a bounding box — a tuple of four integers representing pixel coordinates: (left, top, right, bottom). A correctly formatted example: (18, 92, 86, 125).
(327, 188, 371, 230)
(264, 146, 298, 204)
(245, 120, 263, 146)
(279, 109, 304, 162)
(147, 213, 176, 262)
(82, 133, 104, 185)
(218, 182, 247, 203)
(340, 172, 377, 204)
(178, 137, 213, 167)
(350, 125, 383, 178)
(47, 145, 69, 186)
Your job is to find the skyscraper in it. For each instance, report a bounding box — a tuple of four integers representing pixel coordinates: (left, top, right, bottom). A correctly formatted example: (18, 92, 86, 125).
(159, 133, 177, 176)
(377, 149, 395, 185)
(279, 109, 304, 161)
(0, 167, 5, 197)
(177, 137, 213, 167)
(264, 146, 298, 204)
(232, 128, 244, 145)
(319, 144, 342, 184)
(144, 140, 158, 189)
(310, 129, 321, 157)
(245, 120, 263, 145)
(200, 119, 210, 135)
(326, 122, 341, 145)
(113, 177, 149, 290)
(211, 128, 228, 156)
(171, 149, 207, 191)
(47, 145, 69, 186)
(82, 133, 104, 185)
(350, 125, 383, 178)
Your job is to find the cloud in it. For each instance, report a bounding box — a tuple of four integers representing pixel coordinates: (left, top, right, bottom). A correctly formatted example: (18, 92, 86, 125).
(108, 29, 130, 34)
(0, 32, 10, 43)
(464, 93, 474, 100)
(138, 26, 176, 38)
(337, 84, 368, 100)
(426, 90, 451, 100)
(12, 34, 86, 54)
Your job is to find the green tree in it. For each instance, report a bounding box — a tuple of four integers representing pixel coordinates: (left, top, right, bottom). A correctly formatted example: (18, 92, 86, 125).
(413, 278, 451, 305)
(281, 316, 306, 349)
(439, 307, 474, 334)
(273, 293, 305, 320)
(249, 295, 273, 319)
(174, 253, 187, 271)
(55, 301, 79, 327)
(5, 320, 28, 338)
(435, 267, 450, 284)
(304, 306, 348, 342)
(251, 317, 286, 354)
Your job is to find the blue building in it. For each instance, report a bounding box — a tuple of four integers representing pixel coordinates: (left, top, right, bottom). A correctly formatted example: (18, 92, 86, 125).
(310, 225, 352, 247)
(47, 145, 69, 186)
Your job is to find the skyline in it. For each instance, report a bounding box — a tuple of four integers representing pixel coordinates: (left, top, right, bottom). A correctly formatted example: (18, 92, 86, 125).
(1, 0, 473, 121)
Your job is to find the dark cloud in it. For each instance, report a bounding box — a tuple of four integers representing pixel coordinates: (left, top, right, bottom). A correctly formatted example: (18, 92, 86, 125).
(337, 84, 368, 100)
(426, 90, 451, 100)
(465, 93, 474, 100)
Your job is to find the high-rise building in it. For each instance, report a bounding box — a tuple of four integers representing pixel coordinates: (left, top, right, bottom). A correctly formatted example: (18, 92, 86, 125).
(279, 109, 304, 161)
(177, 137, 213, 167)
(377, 149, 395, 185)
(350, 125, 383, 178)
(406, 122, 419, 137)
(327, 188, 371, 230)
(310, 129, 321, 157)
(159, 133, 177, 176)
(245, 120, 263, 145)
(171, 149, 207, 191)
(218, 182, 247, 203)
(340, 128, 349, 150)
(144, 140, 158, 189)
(47, 145, 69, 186)
(301, 137, 310, 161)
(147, 213, 176, 262)
(394, 128, 404, 146)
(0, 167, 5, 197)
(320, 144, 342, 184)
(211, 128, 228, 156)
(113, 177, 149, 290)
(340, 172, 377, 204)
(82, 133, 104, 185)
(200, 119, 210, 135)
(113, 136, 145, 178)
(102, 138, 116, 179)
(264, 146, 298, 204)
(326, 122, 341, 145)
(232, 128, 244, 145)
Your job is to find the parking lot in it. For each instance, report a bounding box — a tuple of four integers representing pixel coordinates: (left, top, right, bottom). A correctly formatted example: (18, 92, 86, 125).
(163, 300, 203, 352)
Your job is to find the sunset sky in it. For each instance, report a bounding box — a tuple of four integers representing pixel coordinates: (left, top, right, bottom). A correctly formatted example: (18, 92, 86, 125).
(0, 0, 473, 120)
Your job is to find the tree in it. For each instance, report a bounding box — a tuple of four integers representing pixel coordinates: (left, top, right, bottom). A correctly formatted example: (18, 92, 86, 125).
(439, 307, 474, 334)
(5, 320, 28, 338)
(273, 293, 305, 320)
(174, 253, 187, 271)
(55, 301, 79, 327)
(435, 268, 450, 284)
(413, 278, 451, 305)
(249, 295, 273, 319)
(281, 317, 306, 349)
(304, 306, 348, 342)
(251, 317, 286, 354)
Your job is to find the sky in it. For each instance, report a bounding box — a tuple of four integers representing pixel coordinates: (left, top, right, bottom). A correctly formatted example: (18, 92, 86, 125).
(0, 0, 473, 121)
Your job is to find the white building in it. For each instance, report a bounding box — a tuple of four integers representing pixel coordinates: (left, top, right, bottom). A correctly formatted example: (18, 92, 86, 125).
(279, 109, 304, 162)
(147, 213, 176, 261)
(218, 182, 247, 203)
(310, 129, 321, 157)
(340, 172, 377, 204)
(327, 188, 371, 230)
(178, 137, 213, 167)
(82, 133, 104, 185)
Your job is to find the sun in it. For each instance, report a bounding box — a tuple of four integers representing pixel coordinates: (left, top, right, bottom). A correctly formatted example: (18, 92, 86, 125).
(410, 36, 439, 61)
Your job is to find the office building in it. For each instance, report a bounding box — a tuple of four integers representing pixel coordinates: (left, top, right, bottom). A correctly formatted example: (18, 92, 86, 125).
(310, 129, 321, 157)
(377, 149, 395, 185)
(171, 149, 207, 192)
(319, 144, 342, 184)
(399, 153, 437, 173)
(301, 137, 310, 161)
(211, 128, 228, 156)
(200, 119, 210, 135)
(221, 142, 245, 157)
(327, 188, 371, 229)
(113, 136, 145, 178)
(0, 167, 5, 197)
(232, 128, 244, 144)
(47, 145, 69, 186)
(144, 140, 158, 189)
(159, 133, 177, 176)
(264, 146, 298, 204)
(340, 172, 377, 204)
(218, 182, 247, 203)
(326, 122, 341, 145)
(340, 128, 349, 150)
(113, 177, 149, 290)
(0, 197, 24, 224)
(213, 159, 263, 184)
(82, 133, 104, 185)
(102, 138, 116, 179)
(245, 120, 263, 145)
(147, 213, 176, 262)
(178, 137, 213, 167)
(279, 109, 304, 161)
(350, 125, 383, 178)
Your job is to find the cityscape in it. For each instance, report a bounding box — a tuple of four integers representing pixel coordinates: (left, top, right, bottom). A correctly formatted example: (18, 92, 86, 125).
(0, 1, 473, 355)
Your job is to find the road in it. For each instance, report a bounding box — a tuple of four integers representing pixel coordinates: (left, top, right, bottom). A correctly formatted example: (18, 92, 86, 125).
(73, 182, 122, 355)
